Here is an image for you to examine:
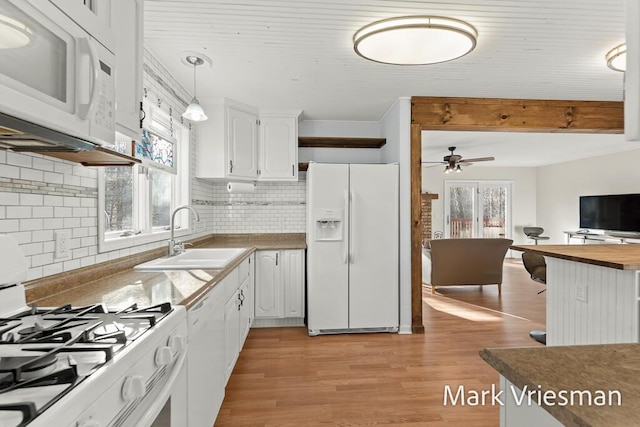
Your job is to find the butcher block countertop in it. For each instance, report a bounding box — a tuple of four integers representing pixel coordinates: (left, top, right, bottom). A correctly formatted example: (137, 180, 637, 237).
(25, 233, 306, 310)
(511, 244, 640, 270)
(481, 344, 640, 427)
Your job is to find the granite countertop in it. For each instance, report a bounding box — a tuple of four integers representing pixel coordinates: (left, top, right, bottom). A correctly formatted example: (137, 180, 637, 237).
(511, 244, 640, 270)
(480, 344, 640, 427)
(27, 233, 306, 310)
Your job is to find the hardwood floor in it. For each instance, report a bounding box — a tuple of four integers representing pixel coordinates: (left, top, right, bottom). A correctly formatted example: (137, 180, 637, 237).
(215, 259, 546, 426)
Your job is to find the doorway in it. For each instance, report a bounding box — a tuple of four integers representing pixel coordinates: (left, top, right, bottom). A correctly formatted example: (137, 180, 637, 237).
(444, 180, 512, 239)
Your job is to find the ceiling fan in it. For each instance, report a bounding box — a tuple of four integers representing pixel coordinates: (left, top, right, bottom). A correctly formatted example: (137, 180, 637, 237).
(423, 146, 495, 173)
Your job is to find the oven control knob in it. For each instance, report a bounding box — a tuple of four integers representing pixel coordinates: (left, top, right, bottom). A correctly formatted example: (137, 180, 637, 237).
(155, 346, 173, 366)
(122, 375, 145, 401)
(168, 335, 185, 353)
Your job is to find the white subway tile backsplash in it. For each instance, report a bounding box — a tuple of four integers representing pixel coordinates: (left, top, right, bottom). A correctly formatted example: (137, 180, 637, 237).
(64, 218, 81, 229)
(43, 195, 64, 206)
(0, 164, 20, 179)
(54, 207, 73, 217)
(43, 263, 64, 277)
(20, 194, 43, 206)
(20, 168, 44, 182)
(44, 172, 64, 185)
(33, 230, 54, 242)
(32, 253, 53, 267)
(21, 242, 43, 256)
(32, 207, 54, 218)
(63, 196, 81, 207)
(73, 207, 89, 218)
(54, 162, 73, 175)
(20, 218, 43, 231)
(43, 218, 64, 229)
(80, 198, 96, 208)
(43, 241, 55, 253)
(7, 152, 32, 168)
(0, 192, 19, 205)
(6, 206, 31, 219)
(32, 157, 54, 172)
(64, 175, 82, 187)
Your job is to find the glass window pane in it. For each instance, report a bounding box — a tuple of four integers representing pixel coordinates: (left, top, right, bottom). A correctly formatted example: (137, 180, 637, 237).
(104, 167, 133, 232)
(151, 169, 171, 229)
(482, 187, 507, 238)
(449, 186, 475, 238)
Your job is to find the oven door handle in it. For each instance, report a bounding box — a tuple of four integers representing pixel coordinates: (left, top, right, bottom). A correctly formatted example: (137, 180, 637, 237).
(133, 341, 188, 426)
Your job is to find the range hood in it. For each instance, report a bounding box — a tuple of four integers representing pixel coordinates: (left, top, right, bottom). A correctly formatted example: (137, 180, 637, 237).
(0, 111, 98, 152)
(0, 111, 140, 167)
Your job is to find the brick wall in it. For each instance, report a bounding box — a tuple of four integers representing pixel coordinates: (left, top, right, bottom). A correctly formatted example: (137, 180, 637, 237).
(421, 193, 438, 244)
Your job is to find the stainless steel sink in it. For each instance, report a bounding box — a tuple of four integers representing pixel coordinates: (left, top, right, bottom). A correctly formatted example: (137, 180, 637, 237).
(133, 247, 248, 271)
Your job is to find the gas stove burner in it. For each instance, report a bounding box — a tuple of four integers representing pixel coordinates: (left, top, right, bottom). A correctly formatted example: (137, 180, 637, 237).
(17, 322, 44, 336)
(20, 353, 58, 380)
(93, 322, 123, 336)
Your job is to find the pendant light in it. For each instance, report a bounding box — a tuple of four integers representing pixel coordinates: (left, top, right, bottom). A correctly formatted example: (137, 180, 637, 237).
(182, 55, 208, 122)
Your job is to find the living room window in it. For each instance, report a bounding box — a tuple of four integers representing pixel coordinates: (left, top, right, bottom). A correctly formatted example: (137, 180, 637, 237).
(444, 180, 512, 239)
(98, 101, 191, 252)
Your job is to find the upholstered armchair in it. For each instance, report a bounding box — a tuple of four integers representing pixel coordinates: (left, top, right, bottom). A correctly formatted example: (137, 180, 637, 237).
(425, 238, 513, 295)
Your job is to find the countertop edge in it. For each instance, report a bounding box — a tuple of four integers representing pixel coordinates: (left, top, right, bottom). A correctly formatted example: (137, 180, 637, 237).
(510, 245, 638, 270)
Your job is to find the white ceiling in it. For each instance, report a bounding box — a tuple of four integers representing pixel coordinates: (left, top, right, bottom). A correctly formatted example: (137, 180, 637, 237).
(143, 0, 633, 165)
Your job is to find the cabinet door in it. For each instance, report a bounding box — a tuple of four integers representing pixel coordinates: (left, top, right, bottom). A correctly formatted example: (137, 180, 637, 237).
(254, 251, 283, 318)
(224, 292, 240, 383)
(187, 285, 225, 427)
(111, 0, 143, 139)
(227, 107, 258, 179)
(239, 277, 252, 344)
(258, 116, 297, 181)
(283, 249, 305, 318)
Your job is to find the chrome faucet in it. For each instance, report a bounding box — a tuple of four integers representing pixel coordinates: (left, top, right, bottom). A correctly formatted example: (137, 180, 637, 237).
(168, 205, 200, 256)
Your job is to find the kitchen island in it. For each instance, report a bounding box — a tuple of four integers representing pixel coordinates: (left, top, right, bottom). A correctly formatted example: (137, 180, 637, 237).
(480, 343, 640, 427)
(511, 244, 640, 346)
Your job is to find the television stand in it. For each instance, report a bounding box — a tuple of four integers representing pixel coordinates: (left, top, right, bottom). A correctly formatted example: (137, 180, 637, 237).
(564, 231, 640, 244)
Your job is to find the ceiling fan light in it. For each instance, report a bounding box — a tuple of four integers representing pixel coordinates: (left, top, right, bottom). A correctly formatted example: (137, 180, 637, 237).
(353, 15, 477, 65)
(444, 165, 451, 174)
(182, 98, 208, 122)
(455, 164, 462, 173)
(606, 43, 626, 72)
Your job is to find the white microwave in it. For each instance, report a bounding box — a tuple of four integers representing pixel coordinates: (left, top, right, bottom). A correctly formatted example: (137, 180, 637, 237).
(0, 0, 115, 151)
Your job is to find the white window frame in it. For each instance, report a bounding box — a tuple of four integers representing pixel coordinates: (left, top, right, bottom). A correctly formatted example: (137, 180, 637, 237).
(97, 102, 191, 253)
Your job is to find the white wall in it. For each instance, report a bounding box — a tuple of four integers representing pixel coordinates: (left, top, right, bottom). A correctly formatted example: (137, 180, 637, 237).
(380, 97, 412, 334)
(537, 148, 640, 243)
(423, 166, 537, 247)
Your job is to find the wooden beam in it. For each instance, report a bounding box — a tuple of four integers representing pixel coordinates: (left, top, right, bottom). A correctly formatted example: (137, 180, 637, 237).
(298, 136, 386, 148)
(411, 97, 623, 133)
(298, 162, 309, 172)
(411, 123, 424, 334)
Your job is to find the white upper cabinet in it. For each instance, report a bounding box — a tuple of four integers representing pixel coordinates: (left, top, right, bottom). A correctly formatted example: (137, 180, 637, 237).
(196, 99, 301, 181)
(258, 111, 301, 181)
(196, 98, 259, 181)
(228, 106, 259, 179)
(110, 0, 143, 140)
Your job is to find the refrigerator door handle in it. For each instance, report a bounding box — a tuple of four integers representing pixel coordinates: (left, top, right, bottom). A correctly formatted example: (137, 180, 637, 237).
(343, 190, 349, 264)
(350, 190, 355, 264)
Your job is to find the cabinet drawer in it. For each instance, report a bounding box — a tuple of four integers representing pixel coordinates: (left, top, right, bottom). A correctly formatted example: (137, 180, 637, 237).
(222, 268, 240, 301)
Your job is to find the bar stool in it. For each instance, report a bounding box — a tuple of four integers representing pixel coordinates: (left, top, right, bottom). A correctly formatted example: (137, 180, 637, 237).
(523, 227, 549, 245)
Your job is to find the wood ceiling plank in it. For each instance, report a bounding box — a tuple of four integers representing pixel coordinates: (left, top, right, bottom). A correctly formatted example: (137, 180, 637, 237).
(298, 136, 386, 148)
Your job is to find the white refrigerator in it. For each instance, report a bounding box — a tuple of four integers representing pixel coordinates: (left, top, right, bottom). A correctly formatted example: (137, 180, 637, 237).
(306, 163, 399, 335)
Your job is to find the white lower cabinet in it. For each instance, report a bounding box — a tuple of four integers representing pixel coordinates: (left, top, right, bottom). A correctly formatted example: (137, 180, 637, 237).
(254, 249, 305, 326)
(187, 253, 254, 426)
(224, 254, 254, 383)
(187, 277, 225, 427)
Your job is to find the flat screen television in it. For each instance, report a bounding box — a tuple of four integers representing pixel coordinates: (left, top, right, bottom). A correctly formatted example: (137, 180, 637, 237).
(579, 193, 640, 233)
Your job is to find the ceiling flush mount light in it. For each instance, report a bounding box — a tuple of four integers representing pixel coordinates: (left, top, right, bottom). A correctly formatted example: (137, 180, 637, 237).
(182, 55, 208, 122)
(606, 43, 626, 72)
(353, 15, 477, 65)
(0, 14, 32, 49)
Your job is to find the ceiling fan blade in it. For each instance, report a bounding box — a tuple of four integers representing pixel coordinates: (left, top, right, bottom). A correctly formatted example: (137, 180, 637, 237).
(424, 163, 447, 168)
(459, 156, 495, 163)
(421, 161, 447, 164)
